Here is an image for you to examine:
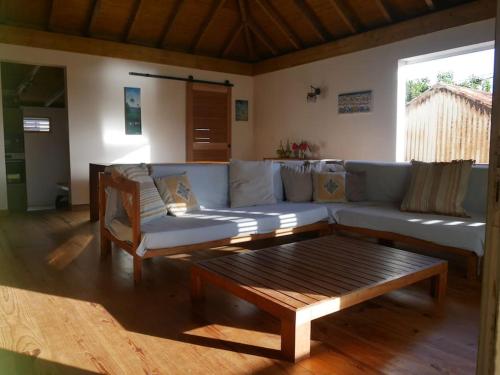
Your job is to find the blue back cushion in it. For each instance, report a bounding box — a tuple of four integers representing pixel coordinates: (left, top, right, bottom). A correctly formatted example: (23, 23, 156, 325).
(344, 160, 488, 215)
(149, 163, 229, 208)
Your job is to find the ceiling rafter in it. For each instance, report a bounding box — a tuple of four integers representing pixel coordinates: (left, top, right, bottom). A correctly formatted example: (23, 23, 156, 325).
(86, 0, 101, 37)
(247, 19, 278, 56)
(45, 88, 65, 107)
(327, 0, 361, 34)
(238, 0, 257, 61)
(191, 0, 226, 53)
(255, 0, 302, 50)
(124, 0, 142, 42)
(293, 0, 331, 42)
(47, 0, 55, 30)
(424, 0, 436, 10)
(158, 0, 183, 48)
(221, 23, 243, 57)
(373, 0, 393, 23)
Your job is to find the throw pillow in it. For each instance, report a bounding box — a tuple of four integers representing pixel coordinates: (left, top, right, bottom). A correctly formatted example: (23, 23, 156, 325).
(313, 172, 347, 203)
(346, 171, 367, 202)
(111, 164, 167, 224)
(154, 174, 200, 216)
(280, 162, 322, 202)
(229, 160, 276, 208)
(400, 159, 473, 217)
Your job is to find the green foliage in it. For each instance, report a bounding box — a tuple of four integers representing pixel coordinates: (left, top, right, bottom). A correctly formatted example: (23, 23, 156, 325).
(437, 71, 454, 85)
(406, 71, 492, 103)
(406, 78, 430, 103)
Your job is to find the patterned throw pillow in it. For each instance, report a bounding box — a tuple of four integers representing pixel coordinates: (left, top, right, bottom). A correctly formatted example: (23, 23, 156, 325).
(400, 160, 473, 217)
(154, 174, 200, 216)
(312, 172, 347, 203)
(111, 164, 167, 225)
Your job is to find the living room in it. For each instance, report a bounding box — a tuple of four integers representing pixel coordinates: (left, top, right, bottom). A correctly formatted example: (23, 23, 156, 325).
(0, 0, 499, 374)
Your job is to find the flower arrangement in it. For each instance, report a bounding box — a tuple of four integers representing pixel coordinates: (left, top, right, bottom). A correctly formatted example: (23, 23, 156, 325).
(277, 140, 311, 159)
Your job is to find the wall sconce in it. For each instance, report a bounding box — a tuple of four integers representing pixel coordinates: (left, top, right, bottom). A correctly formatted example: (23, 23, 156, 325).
(306, 86, 321, 103)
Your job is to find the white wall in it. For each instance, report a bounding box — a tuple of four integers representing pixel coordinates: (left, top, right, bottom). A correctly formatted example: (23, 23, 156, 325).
(0, 45, 254, 207)
(23, 107, 70, 209)
(253, 20, 495, 161)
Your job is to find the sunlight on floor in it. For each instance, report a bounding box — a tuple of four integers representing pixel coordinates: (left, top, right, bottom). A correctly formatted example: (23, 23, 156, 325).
(46, 233, 94, 270)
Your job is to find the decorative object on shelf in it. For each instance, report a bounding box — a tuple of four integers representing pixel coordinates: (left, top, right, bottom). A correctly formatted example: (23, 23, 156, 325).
(124, 87, 142, 134)
(235, 99, 248, 121)
(338, 90, 373, 114)
(306, 86, 321, 103)
(292, 141, 310, 159)
(276, 139, 292, 159)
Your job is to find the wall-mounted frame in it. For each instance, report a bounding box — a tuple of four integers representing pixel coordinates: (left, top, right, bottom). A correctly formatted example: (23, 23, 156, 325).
(124, 87, 142, 135)
(338, 90, 373, 114)
(235, 99, 248, 121)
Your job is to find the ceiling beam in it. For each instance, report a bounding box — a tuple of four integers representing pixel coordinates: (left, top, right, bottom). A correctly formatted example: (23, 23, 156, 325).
(124, 0, 142, 42)
(255, 0, 302, 50)
(424, 0, 436, 11)
(47, 0, 55, 30)
(0, 25, 253, 75)
(327, 0, 361, 34)
(293, 0, 331, 42)
(86, 0, 100, 37)
(221, 23, 243, 57)
(45, 88, 65, 107)
(159, 0, 183, 48)
(254, 0, 495, 75)
(247, 19, 278, 56)
(0, 0, 7, 24)
(373, 0, 393, 23)
(191, 0, 226, 52)
(238, 0, 256, 61)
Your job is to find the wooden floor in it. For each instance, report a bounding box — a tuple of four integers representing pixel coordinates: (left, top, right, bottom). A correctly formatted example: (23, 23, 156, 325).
(0, 209, 481, 374)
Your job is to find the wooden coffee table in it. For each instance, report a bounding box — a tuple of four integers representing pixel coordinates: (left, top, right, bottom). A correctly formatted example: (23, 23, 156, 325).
(191, 235, 448, 362)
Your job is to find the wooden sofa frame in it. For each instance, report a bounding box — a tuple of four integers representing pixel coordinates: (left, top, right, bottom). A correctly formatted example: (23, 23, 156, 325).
(99, 173, 331, 284)
(331, 224, 480, 281)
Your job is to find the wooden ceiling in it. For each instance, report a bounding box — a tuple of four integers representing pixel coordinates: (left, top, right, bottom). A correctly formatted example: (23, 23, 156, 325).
(0, 0, 494, 75)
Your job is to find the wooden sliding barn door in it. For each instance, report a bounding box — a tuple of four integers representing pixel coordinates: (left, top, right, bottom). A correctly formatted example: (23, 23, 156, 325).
(186, 82, 231, 162)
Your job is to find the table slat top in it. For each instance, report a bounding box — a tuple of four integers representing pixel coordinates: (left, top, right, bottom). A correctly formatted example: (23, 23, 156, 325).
(195, 235, 446, 312)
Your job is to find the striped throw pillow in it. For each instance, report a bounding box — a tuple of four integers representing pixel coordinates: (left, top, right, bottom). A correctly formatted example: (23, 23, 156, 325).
(400, 160, 473, 217)
(111, 164, 167, 224)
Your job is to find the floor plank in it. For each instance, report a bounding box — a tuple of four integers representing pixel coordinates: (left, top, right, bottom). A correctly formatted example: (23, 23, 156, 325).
(0, 209, 480, 374)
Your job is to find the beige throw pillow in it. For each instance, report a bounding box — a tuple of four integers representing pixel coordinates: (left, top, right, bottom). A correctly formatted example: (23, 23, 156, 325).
(154, 174, 200, 216)
(400, 160, 473, 217)
(313, 172, 347, 203)
(229, 160, 276, 208)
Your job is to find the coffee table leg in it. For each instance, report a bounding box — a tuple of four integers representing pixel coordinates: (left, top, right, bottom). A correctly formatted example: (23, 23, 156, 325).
(191, 268, 205, 303)
(281, 316, 311, 362)
(431, 265, 447, 303)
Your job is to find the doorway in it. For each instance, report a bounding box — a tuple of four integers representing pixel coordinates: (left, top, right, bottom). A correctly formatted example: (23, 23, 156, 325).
(1, 62, 70, 212)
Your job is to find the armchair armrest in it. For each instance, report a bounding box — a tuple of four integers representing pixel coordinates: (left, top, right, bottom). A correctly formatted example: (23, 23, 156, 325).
(99, 172, 141, 247)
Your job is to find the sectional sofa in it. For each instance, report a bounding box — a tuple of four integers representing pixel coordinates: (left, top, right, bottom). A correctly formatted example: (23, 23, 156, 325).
(100, 161, 487, 284)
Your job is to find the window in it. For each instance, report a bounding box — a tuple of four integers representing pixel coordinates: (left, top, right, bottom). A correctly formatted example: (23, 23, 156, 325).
(23, 117, 51, 132)
(397, 43, 494, 163)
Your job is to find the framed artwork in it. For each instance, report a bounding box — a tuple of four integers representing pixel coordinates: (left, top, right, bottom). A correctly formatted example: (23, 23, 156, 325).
(235, 99, 248, 121)
(124, 87, 142, 134)
(338, 90, 373, 114)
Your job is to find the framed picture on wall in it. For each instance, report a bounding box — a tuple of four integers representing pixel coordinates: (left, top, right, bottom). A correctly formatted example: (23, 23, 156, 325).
(235, 99, 248, 121)
(338, 90, 373, 114)
(124, 87, 142, 134)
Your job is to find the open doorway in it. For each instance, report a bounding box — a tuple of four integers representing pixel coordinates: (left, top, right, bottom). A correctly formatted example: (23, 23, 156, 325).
(1, 62, 70, 212)
(396, 43, 494, 163)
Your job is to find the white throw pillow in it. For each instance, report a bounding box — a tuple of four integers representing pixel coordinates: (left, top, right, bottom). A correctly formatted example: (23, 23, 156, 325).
(229, 160, 277, 208)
